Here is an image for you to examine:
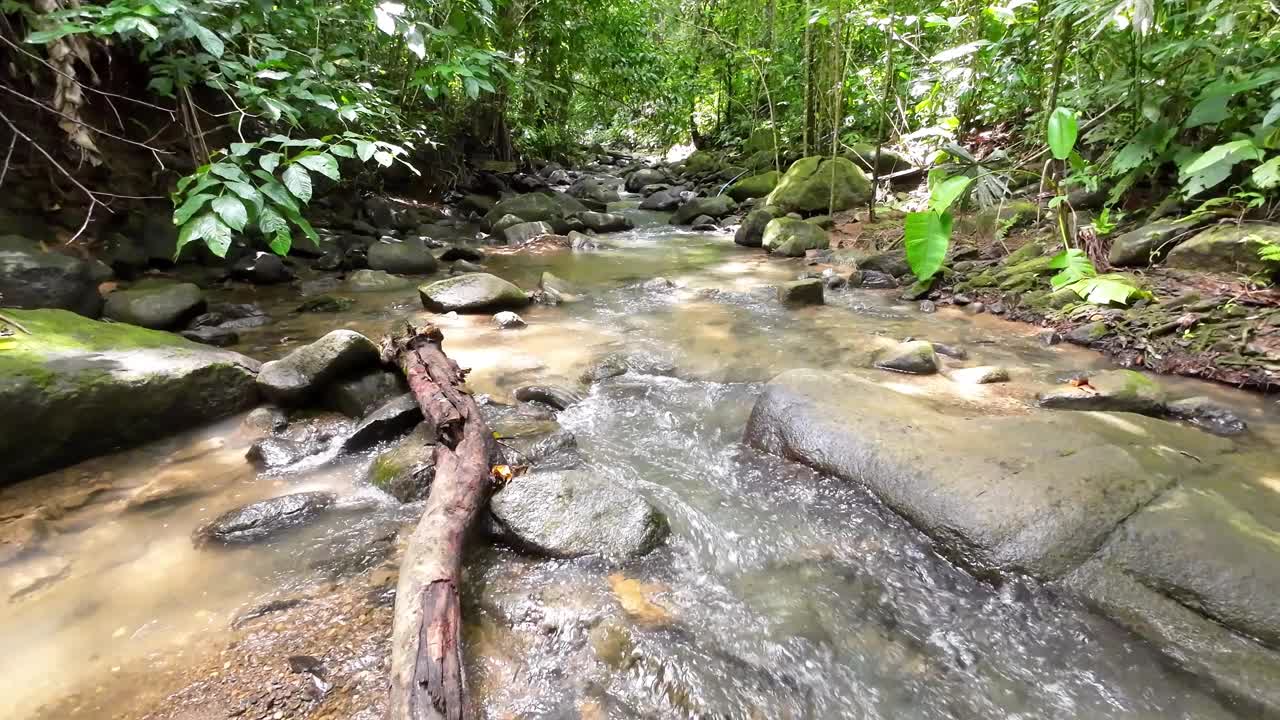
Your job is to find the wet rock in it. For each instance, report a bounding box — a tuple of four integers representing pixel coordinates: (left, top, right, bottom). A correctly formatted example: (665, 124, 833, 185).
(0, 309, 260, 484)
(419, 273, 529, 313)
(347, 268, 413, 292)
(734, 208, 778, 248)
(874, 340, 939, 375)
(857, 270, 898, 289)
(928, 341, 968, 360)
(256, 330, 382, 406)
(242, 406, 288, 435)
(246, 436, 313, 469)
(727, 171, 780, 202)
(341, 394, 424, 452)
(7, 555, 71, 600)
(311, 249, 344, 271)
(899, 277, 935, 301)
(858, 251, 910, 278)
(1108, 218, 1203, 267)
(493, 311, 526, 329)
(366, 425, 435, 502)
(670, 195, 737, 225)
(502, 221, 555, 246)
(762, 218, 829, 257)
(568, 230, 600, 250)
(1064, 320, 1110, 345)
(324, 369, 408, 418)
(639, 189, 680, 211)
(576, 211, 632, 233)
(103, 281, 206, 329)
(777, 279, 824, 306)
(642, 277, 675, 291)
(1038, 369, 1168, 416)
(181, 325, 239, 347)
(196, 492, 338, 545)
(1165, 396, 1247, 435)
(1165, 223, 1278, 276)
(0, 514, 47, 565)
(229, 252, 294, 284)
(919, 300, 937, 313)
(483, 192, 587, 228)
(296, 295, 355, 313)
(765, 156, 871, 215)
(452, 259, 484, 274)
(489, 469, 668, 559)
(491, 213, 526, 236)
(949, 366, 1010, 384)
(437, 245, 485, 263)
(514, 385, 583, 411)
(580, 353, 676, 383)
(690, 215, 718, 231)
(625, 168, 668, 193)
(539, 271, 581, 303)
(0, 235, 102, 317)
(367, 240, 439, 274)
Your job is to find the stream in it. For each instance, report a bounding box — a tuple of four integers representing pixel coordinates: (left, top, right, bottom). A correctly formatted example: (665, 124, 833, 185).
(3, 202, 1278, 719)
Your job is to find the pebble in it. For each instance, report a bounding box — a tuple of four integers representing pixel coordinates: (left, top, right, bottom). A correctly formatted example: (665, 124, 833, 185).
(919, 300, 937, 313)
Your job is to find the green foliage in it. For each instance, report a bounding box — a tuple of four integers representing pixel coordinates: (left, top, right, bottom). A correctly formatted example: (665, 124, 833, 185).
(1048, 248, 1095, 289)
(1048, 249, 1150, 305)
(1047, 108, 1078, 161)
(905, 173, 971, 281)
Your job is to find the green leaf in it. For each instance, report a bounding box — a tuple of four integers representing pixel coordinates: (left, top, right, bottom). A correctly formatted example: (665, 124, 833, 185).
(1264, 101, 1280, 129)
(1066, 275, 1148, 306)
(1184, 94, 1230, 128)
(1048, 248, 1096, 289)
(258, 205, 289, 234)
(282, 163, 312, 202)
(1252, 156, 1280, 189)
(903, 211, 951, 281)
(927, 176, 972, 213)
(373, 150, 394, 167)
(176, 213, 217, 256)
(222, 180, 263, 208)
(203, 217, 234, 257)
(329, 144, 355, 158)
(211, 195, 248, 231)
(255, 69, 292, 81)
(296, 152, 340, 181)
(354, 140, 376, 162)
(173, 193, 215, 226)
(1048, 107, 1078, 161)
(1180, 139, 1265, 196)
(192, 24, 224, 57)
(209, 163, 248, 182)
(254, 175, 300, 212)
(230, 142, 255, 157)
(26, 26, 84, 44)
(259, 152, 282, 173)
(269, 227, 292, 256)
(113, 16, 160, 39)
(374, 7, 397, 34)
(930, 40, 991, 63)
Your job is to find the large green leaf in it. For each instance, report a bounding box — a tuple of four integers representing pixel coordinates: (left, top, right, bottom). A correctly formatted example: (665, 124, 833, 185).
(1251, 156, 1280, 189)
(1179, 139, 1264, 196)
(212, 195, 248, 232)
(173, 193, 215, 226)
(259, 153, 282, 173)
(222, 181, 264, 212)
(296, 153, 341, 181)
(1047, 107, 1078, 161)
(927, 176, 972, 213)
(191, 23, 224, 57)
(282, 163, 313, 202)
(1048, 248, 1096, 289)
(176, 212, 218, 256)
(1066, 275, 1149, 306)
(203, 217, 234, 257)
(904, 211, 952, 282)
(269, 228, 292, 256)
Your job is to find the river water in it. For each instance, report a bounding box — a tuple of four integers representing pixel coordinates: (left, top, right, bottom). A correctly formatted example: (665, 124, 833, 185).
(2, 204, 1277, 719)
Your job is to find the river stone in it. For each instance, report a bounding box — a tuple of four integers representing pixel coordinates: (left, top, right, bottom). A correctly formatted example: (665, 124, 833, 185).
(728, 171, 780, 202)
(419, 273, 529, 313)
(103, 282, 206, 329)
(0, 309, 260, 484)
(0, 515, 46, 565)
(744, 368, 1230, 579)
(242, 406, 288, 435)
(0, 235, 102, 317)
(948, 365, 1010, 384)
(246, 436, 313, 469)
(639, 189, 680, 211)
(367, 240, 439, 274)
(762, 218, 829, 257)
(491, 214, 526, 235)
(501, 221, 554, 246)
(1037, 369, 1167, 416)
(195, 492, 338, 545)
(493, 311, 526, 329)
(670, 195, 737, 225)
(735, 208, 778, 248)
(568, 176, 621, 204)
(625, 168, 668, 193)
(483, 192, 587, 227)
(514, 385, 583, 411)
(843, 143, 912, 175)
(777, 279, 824, 306)
(576, 211, 632, 233)
(1108, 218, 1203, 267)
(488, 469, 668, 559)
(324, 369, 408, 418)
(1164, 396, 1247, 435)
(452, 260, 484, 274)
(341, 394, 424, 452)
(229, 252, 293, 284)
(859, 250, 910, 277)
(296, 294, 355, 313)
(256, 330, 381, 406)
(347, 269, 413, 292)
(367, 424, 436, 503)
(874, 340, 939, 375)
(1164, 223, 1279, 276)
(766, 156, 872, 215)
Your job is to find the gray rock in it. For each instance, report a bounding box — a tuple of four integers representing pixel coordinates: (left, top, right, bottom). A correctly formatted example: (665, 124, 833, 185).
(367, 240, 439, 274)
(735, 208, 778, 248)
(858, 270, 898, 289)
(341, 394, 424, 452)
(256, 330, 381, 406)
(625, 168, 668, 193)
(1165, 223, 1279, 276)
(491, 214, 527, 235)
(366, 424, 435, 502)
(242, 406, 288, 435)
(858, 251, 910, 277)
(568, 230, 600, 251)
(576, 211, 632, 233)
(324, 369, 408, 418)
(0, 309, 259, 484)
(229, 252, 293, 284)
(1038, 369, 1167, 416)
(671, 195, 737, 225)
(1108, 218, 1203, 267)
(451, 260, 484, 274)
(346, 269, 414, 292)
(196, 492, 337, 544)
(246, 436, 313, 469)
(493, 311, 526, 329)
(1165, 396, 1247, 435)
(483, 192, 587, 227)
(762, 218, 828, 257)
(488, 469, 668, 558)
(777, 279, 824, 306)
(514, 385, 583, 411)
(0, 235, 102, 317)
(919, 300, 937, 313)
(639, 189, 680, 211)
(1064, 320, 1111, 345)
(948, 365, 1010, 384)
(103, 282, 205, 329)
(502, 220, 556, 246)
(874, 340, 938, 375)
(419, 273, 529, 313)
(296, 295, 355, 313)
(180, 325, 239, 347)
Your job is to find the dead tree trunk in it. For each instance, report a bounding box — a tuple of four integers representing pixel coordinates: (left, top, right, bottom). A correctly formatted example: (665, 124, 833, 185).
(383, 321, 498, 720)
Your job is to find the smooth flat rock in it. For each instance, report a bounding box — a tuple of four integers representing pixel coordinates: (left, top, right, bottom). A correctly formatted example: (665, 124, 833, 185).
(347, 269, 414, 292)
(1037, 369, 1168, 416)
(743, 369, 1229, 578)
(777, 279, 823, 305)
(418, 273, 529, 313)
(488, 469, 668, 559)
(0, 309, 260, 484)
(103, 281, 205, 329)
(195, 492, 337, 545)
(256, 330, 381, 406)
(0, 235, 102, 317)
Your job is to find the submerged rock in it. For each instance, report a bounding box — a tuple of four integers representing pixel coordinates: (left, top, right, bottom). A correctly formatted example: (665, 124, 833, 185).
(0, 309, 259, 484)
(256, 330, 381, 406)
(419, 273, 529, 313)
(296, 294, 355, 313)
(196, 492, 338, 545)
(7, 555, 71, 600)
(1038, 369, 1167, 416)
(246, 436, 314, 469)
(366, 425, 435, 502)
(580, 352, 676, 383)
(874, 340, 939, 375)
(347, 268, 413, 292)
(1165, 396, 1247, 435)
(103, 281, 206, 330)
(488, 469, 668, 559)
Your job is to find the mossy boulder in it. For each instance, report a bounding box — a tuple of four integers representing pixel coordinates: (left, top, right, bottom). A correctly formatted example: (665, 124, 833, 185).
(842, 143, 912, 175)
(681, 150, 720, 175)
(102, 281, 205, 330)
(762, 218, 829, 257)
(1164, 223, 1278, 276)
(418, 273, 529, 313)
(743, 127, 778, 154)
(1108, 218, 1204, 267)
(482, 192, 587, 227)
(367, 424, 435, 502)
(766, 156, 872, 215)
(727, 171, 780, 202)
(735, 207, 779, 248)
(0, 309, 259, 484)
(670, 195, 737, 225)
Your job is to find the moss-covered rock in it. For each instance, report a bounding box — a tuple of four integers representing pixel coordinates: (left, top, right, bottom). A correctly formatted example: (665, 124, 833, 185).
(681, 150, 721, 175)
(842, 143, 912, 175)
(766, 156, 872, 215)
(0, 309, 259, 484)
(1109, 218, 1204, 267)
(727, 171, 780, 202)
(874, 340, 939, 375)
(670, 195, 737, 225)
(1164, 223, 1279, 276)
(734, 207, 779, 248)
(367, 424, 435, 502)
(419, 273, 529, 313)
(762, 218, 829, 257)
(482, 192, 587, 227)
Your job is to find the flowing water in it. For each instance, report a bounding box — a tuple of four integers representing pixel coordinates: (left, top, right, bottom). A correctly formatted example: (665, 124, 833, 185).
(3, 203, 1278, 719)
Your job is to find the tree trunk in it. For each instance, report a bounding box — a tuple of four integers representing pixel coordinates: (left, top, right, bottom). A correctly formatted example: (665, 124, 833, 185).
(384, 322, 498, 720)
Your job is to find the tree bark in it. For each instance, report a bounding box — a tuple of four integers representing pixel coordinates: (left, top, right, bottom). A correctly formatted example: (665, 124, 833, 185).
(383, 321, 498, 720)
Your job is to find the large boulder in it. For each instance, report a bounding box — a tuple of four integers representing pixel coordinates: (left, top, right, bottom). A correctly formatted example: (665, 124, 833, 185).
(625, 168, 668, 192)
(766, 156, 872, 215)
(488, 469, 668, 558)
(418, 273, 529, 313)
(842, 143, 912, 175)
(103, 281, 205, 330)
(734, 208, 779, 248)
(670, 195, 737, 225)
(195, 492, 337, 545)
(681, 150, 720, 176)
(502, 221, 555, 246)
(0, 309, 259, 484)
(483, 192, 587, 227)
(575, 211, 632, 233)
(367, 240, 439, 274)
(256, 330, 381, 405)
(727, 171, 780, 202)
(0, 235, 102, 317)
(568, 176, 622, 204)
(639, 189, 681, 211)
(1164, 223, 1278, 276)
(1108, 218, 1204, 267)
(761, 218, 829, 257)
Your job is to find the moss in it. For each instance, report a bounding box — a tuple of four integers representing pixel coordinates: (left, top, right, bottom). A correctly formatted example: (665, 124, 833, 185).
(368, 453, 404, 492)
(966, 270, 999, 288)
(998, 272, 1040, 293)
(1000, 255, 1056, 278)
(1004, 239, 1048, 265)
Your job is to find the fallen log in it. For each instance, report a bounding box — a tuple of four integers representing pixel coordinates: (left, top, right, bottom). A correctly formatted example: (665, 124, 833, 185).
(383, 321, 498, 720)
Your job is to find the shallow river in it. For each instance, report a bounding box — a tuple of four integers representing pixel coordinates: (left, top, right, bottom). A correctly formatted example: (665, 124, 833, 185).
(3, 204, 1277, 719)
